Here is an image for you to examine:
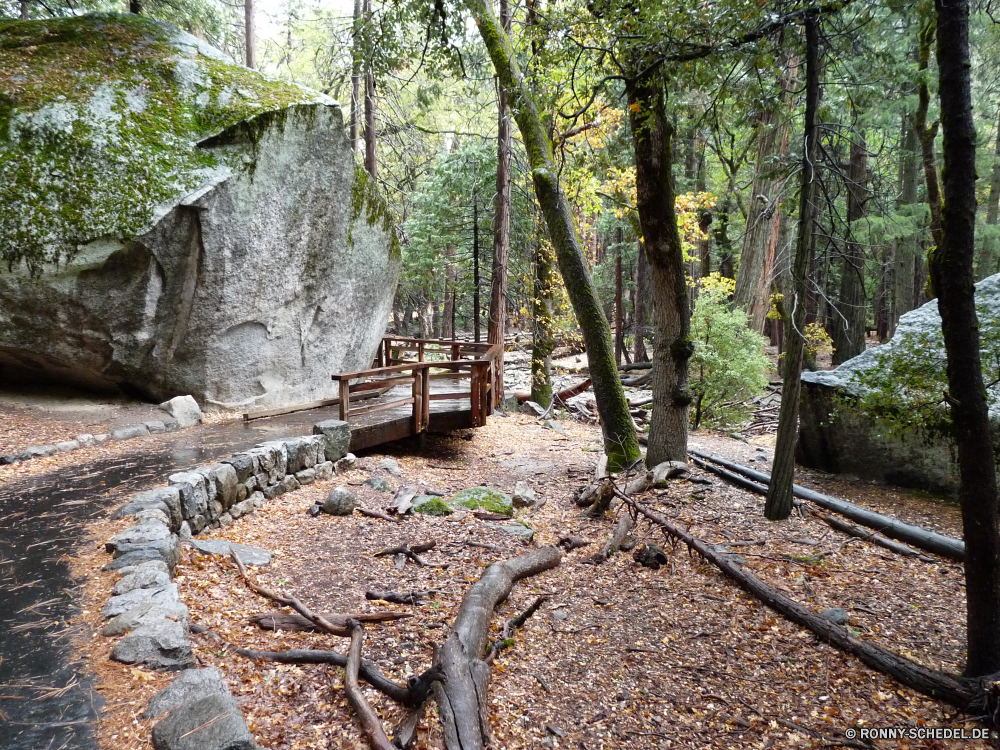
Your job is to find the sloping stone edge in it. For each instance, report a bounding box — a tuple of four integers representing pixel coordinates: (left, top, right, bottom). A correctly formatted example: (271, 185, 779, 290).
(0, 419, 182, 466)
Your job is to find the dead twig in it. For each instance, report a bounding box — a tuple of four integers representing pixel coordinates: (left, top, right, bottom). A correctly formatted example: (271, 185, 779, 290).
(343, 620, 395, 750)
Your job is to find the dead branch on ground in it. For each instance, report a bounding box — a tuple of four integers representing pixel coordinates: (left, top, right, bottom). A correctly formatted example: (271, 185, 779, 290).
(343, 620, 396, 750)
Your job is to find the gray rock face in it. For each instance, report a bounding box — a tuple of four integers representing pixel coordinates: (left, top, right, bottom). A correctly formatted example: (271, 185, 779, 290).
(520, 401, 546, 417)
(798, 274, 1000, 495)
(110, 619, 195, 670)
(486, 523, 534, 543)
(364, 476, 392, 492)
(159, 396, 203, 428)
(102, 583, 179, 619)
(105, 521, 180, 568)
(511, 481, 536, 508)
(821, 607, 850, 625)
(151, 691, 255, 750)
(145, 668, 231, 719)
(110, 424, 151, 440)
(0, 16, 399, 410)
(377, 458, 402, 477)
(322, 486, 356, 515)
(101, 599, 189, 637)
(113, 568, 171, 596)
(314, 420, 352, 462)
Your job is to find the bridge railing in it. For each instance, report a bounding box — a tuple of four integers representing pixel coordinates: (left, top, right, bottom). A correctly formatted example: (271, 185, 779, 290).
(331, 336, 503, 433)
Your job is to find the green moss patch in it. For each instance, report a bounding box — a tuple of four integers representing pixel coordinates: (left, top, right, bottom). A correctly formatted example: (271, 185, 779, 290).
(412, 495, 453, 516)
(450, 487, 514, 516)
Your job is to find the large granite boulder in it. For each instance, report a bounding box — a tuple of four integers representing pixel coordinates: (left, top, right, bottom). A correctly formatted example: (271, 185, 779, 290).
(0, 14, 400, 409)
(798, 274, 1000, 495)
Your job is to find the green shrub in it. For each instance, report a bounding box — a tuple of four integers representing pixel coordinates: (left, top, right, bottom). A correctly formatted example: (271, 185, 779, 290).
(689, 274, 770, 429)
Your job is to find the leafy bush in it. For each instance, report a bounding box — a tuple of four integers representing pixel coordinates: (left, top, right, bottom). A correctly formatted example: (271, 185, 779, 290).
(689, 274, 770, 429)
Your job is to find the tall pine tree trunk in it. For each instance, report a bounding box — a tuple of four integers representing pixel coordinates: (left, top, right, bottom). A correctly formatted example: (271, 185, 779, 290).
(488, 0, 512, 365)
(362, 0, 376, 177)
(980, 106, 1000, 278)
(892, 115, 919, 332)
(244, 0, 255, 69)
(531, 240, 555, 407)
(765, 13, 820, 521)
(634, 241, 650, 362)
(627, 77, 692, 465)
(932, 0, 1000, 677)
(350, 0, 362, 156)
(465, 0, 639, 469)
(832, 131, 868, 364)
(443, 244, 456, 339)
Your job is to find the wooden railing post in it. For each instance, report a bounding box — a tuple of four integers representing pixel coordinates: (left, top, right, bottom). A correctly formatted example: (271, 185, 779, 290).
(338, 379, 350, 422)
(411, 367, 423, 433)
(470, 364, 482, 427)
(421, 366, 430, 430)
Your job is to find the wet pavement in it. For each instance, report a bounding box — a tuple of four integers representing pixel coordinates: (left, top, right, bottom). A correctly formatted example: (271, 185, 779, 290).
(0, 407, 346, 750)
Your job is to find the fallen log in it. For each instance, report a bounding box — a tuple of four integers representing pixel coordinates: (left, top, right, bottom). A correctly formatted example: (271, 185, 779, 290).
(620, 361, 652, 371)
(585, 513, 634, 564)
(344, 621, 396, 750)
(434, 546, 563, 750)
(358, 507, 401, 523)
(622, 496, 994, 716)
(250, 610, 412, 633)
(688, 449, 965, 561)
(513, 378, 592, 404)
(621, 371, 652, 386)
(366, 590, 439, 604)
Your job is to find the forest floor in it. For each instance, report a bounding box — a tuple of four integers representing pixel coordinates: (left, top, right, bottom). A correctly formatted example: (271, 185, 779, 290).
(0, 386, 986, 750)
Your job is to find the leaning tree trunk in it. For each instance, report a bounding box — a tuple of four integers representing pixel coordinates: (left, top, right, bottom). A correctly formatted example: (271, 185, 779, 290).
(980, 105, 1000, 279)
(832, 129, 868, 364)
(932, 0, 1000, 678)
(465, 0, 640, 470)
(362, 0, 376, 178)
(626, 76, 692, 465)
(765, 13, 820, 521)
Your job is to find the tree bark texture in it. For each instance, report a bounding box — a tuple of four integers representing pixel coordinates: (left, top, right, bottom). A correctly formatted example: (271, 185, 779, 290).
(443, 244, 456, 339)
(914, 21, 944, 255)
(832, 131, 868, 364)
(627, 77, 692, 466)
(981, 106, 1000, 278)
(363, 0, 376, 178)
(614, 243, 624, 366)
(434, 547, 563, 750)
(466, 0, 640, 470)
(932, 0, 1000, 678)
(765, 14, 820, 521)
(634, 241, 650, 362)
(350, 0, 362, 156)
(473, 197, 481, 342)
(893, 114, 919, 332)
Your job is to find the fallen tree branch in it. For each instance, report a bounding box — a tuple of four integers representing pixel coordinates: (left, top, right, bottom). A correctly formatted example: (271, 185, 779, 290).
(366, 590, 439, 604)
(344, 620, 396, 750)
(250, 611, 411, 633)
(620, 495, 998, 718)
(809, 509, 938, 563)
(486, 595, 547, 662)
(514, 378, 592, 404)
(358, 507, 401, 523)
(375, 541, 437, 557)
(585, 512, 634, 564)
(231, 549, 345, 636)
(688, 449, 964, 561)
(434, 546, 563, 750)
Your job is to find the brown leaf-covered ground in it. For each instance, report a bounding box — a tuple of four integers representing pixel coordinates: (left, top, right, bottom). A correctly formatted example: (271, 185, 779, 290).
(3, 393, 988, 750)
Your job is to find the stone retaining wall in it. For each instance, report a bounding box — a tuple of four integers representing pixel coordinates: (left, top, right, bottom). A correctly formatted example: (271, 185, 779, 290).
(98, 419, 351, 750)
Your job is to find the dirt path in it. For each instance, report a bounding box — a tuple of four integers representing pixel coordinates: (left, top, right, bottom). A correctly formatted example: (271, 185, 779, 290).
(63, 412, 985, 750)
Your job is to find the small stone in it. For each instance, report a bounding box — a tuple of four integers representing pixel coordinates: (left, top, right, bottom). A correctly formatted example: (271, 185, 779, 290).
(313, 419, 351, 462)
(295, 468, 316, 485)
(145, 420, 167, 434)
(313, 461, 333, 481)
(101, 600, 189, 636)
(56, 440, 80, 452)
(162, 419, 180, 431)
(27, 444, 57, 457)
(158, 395, 203, 427)
(412, 495, 453, 516)
(633, 543, 669, 569)
(217, 512, 233, 526)
(364, 476, 392, 492)
(229, 499, 254, 519)
(75, 433, 96, 446)
(94, 433, 110, 443)
(500, 394, 520, 412)
(133, 508, 171, 527)
(552, 609, 569, 621)
(335, 453, 357, 474)
(485, 522, 534, 542)
(821, 607, 850, 625)
(110, 424, 151, 440)
(178, 521, 192, 541)
(151, 691, 254, 750)
(511, 481, 535, 508)
(322, 486, 357, 516)
(188, 539, 272, 566)
(0, 454, 16, 465)
(249, 491, 265, 508)
(263, 483, 286, 500)
(281, 474, 300, 493)
(308, 503, 321, 517)
(144, 667, 229, 720)
(544, 419, 564, 433)
(377, 458, 402, 476)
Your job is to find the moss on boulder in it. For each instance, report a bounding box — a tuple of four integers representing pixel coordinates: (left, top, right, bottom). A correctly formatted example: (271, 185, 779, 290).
(450, 487, 514, 516)
(412, 496, 454, 516)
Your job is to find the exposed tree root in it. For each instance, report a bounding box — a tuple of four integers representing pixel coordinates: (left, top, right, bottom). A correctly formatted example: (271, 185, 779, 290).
(344, 620, 396, 750)
(250, 610, 412, 633)
(486, 595, 547, 662)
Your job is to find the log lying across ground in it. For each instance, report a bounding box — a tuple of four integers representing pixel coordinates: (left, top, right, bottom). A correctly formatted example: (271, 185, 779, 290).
(434, 546, 563, 750)
(688, 449, 965, 561)
(623, 497, 1000, 721)
(514, 378, 593, 404)
(250, 610, 411, 633)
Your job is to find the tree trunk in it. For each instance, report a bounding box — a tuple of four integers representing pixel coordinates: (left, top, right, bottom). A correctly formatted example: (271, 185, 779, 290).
(465, 0, 640, 470)
(932, 0, 1000, 678)
(893, 114, 919, 332)
(614, 240, 624, 366)
(350, 0, 362, 156)
(443, 245, 456, 339)
(129, 0, 141, 13)
(363, 0, 376, 178)
(488, 0, 512, 368)
(531, 240, 555, 406)
(633, 241, 649, 362)
(244, 0, 255, 69)
(714, 199, 735, 279)
(765, 13, 820, 521)
(981, 106, 1000, 279)
(914, 21, 944, 254)
(20, 0, 28, 19)
(832, 131, 868, 364)
(626, 77, 691, 465)
(733, 55, 797, 333)
(473, 197, 481, 343)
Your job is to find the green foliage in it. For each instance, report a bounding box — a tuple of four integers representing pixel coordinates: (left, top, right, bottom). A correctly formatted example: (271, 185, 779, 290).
(450, 487, 514, 515)
(689, 274, 770, 429)
(849, 306, 1000, 435)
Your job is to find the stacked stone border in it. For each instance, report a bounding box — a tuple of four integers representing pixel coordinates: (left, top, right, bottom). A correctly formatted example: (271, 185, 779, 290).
(98, 418, 351, 750)
(0, 419, 183, 466)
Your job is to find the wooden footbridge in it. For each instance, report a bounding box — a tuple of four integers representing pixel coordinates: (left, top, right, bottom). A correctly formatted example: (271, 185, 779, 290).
(245, 336, 503, 452)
